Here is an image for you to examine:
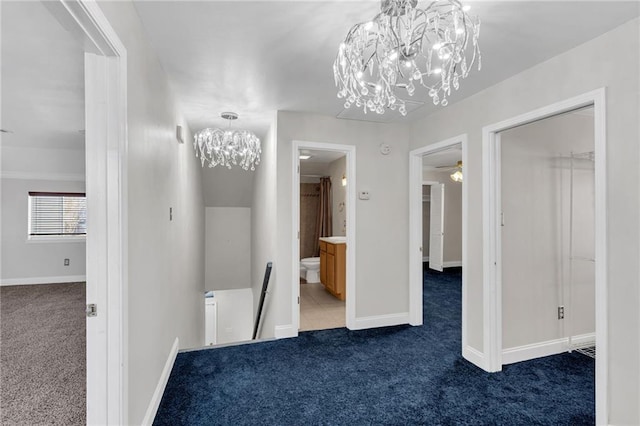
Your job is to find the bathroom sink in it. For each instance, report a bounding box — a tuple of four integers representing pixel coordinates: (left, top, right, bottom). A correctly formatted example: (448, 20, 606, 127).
(319, 236, 347, 244)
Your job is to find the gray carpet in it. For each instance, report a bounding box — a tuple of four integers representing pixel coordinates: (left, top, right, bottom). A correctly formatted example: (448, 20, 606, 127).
(0, 282, 86, 425)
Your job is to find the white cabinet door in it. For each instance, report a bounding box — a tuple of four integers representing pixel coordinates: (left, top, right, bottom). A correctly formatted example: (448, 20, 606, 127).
(429, 184, 445, 272)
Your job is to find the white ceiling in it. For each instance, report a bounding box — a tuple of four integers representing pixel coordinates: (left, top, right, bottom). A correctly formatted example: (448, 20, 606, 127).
(1, 1, 85, 150)
(422, 145, 462, 169)
(133, 1, 639, 139)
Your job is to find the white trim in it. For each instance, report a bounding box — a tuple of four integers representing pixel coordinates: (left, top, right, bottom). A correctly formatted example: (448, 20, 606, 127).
(502, 333, 596, 365)
(462, 345, 485, 370)
(292, 140, 357, 333)
(351, 312, 410, 330)
(27, 235, 86, 243)
(443, 261, 462, 268)
(51, 2, 129, 424)
(0, 171, 85, 182)
(409, 135, 468, 349)
(482, 88, 607, 423)
(141, 338, 179, 426)
(274, 324, 296, 339)
(0, 276, 87, 286)
(422, 256, 429, 262)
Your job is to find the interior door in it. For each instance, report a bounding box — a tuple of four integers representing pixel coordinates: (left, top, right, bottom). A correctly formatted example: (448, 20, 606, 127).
(429, 183, 445, 271)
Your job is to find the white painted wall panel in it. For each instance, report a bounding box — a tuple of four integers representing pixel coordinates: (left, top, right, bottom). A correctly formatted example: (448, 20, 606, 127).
(251, 119, 277, 338)
(213, 288, 253, 344)
(205, 207, 251, 291)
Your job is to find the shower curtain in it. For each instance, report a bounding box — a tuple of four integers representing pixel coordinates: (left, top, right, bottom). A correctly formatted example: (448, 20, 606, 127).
(314, 177, 332, 256)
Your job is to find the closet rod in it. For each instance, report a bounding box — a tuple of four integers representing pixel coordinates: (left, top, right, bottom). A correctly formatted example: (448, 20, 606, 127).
(301, 174, 329, 178)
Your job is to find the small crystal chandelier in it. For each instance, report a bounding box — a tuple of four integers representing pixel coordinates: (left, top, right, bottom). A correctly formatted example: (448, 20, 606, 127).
(333, 0, 481, 115)
(193, 112, 261, 171)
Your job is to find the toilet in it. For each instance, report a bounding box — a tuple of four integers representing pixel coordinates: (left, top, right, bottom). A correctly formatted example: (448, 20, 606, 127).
(300, 257, 321, 283)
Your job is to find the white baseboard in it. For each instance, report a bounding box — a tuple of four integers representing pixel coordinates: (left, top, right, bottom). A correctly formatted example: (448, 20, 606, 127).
(274, 324, 296, 339)
(142, 337, 179, 426)
(443, 261, 462, 268)
(350, 312, 410, 330)
(502, 333, 595, 365)
(422, 256, 429, 262)
(0, 275, 86, 286)
(463, 345, 485, 370)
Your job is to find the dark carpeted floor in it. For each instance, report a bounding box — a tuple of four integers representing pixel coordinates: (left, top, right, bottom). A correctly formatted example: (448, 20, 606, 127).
(0, 282, 86, 425)
(155, 267, 594, 425)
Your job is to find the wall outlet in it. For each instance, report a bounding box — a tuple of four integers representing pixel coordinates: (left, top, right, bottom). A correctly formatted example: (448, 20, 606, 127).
(558, 306, 565, 320)
(64, 258, 70, 266)
(359, 191, 370, 200)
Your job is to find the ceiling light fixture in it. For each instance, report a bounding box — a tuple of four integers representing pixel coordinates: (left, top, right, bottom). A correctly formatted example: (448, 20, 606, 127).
(450, 160, 463, 182)
(193, 112, 261, 171)
(334, 0, 481, 116)
(299, 153, 313, 160)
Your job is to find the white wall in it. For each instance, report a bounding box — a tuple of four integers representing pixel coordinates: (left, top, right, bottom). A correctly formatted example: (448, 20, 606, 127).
(96, 2, 205, 424)
(423, 170, 462, 264)
(500, 111, 595, 350)
(1, 147, 86, 284)
(213, 288, 253, 344)
(202, 166, 253, 207)
(328, 156, 347, 236)
(250, 118, 277, 338)
(409, 18, 639, 424)
(205, 207, 251, 291)
(275, 111, 411, 332)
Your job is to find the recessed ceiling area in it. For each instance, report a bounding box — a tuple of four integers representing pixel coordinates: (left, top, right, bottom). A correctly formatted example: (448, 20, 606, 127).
(133, 1, 639, 138)
(1, 1, 85, 151)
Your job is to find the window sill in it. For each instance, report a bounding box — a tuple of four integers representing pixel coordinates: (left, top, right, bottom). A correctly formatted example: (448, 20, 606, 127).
(27, 235, 86, 244)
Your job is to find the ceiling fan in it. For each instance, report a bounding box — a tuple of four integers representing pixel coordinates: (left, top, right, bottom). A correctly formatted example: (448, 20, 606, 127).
(435, 160, 463, 182)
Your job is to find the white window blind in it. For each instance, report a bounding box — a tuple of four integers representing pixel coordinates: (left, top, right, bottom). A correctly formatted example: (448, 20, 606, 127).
(28, 192, 87, 236)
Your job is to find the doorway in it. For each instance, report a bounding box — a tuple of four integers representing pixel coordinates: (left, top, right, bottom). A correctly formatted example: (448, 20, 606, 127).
(499, 106, 596, 366)
(409, 135, 468, 349)
(292, 141, 356, 333)
(482, 89, 606, 423)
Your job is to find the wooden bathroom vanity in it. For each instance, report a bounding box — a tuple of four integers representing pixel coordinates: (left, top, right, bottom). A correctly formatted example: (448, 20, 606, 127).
(319, 237, 346, 300)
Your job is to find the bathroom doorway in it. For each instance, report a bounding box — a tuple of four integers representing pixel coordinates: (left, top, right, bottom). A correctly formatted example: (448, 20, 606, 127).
(292, 141, 356, 333)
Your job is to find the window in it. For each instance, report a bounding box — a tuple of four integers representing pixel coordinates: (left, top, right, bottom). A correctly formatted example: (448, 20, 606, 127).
(28, 192, 87, 238)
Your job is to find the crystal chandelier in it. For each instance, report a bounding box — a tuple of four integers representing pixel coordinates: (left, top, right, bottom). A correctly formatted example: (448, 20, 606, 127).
(193, 112, 261, 171)
(333, 0, 481, 115)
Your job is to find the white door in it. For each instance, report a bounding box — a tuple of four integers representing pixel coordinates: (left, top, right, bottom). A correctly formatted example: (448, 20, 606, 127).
(429, 184, 445, 271)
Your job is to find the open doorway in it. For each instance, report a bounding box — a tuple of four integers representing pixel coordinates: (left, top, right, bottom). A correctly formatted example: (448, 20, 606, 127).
(1, 2, 87, 423)
(409, 135, 468, 350)
(1, 1, 127, 424)
(292, 141, 356, 333)
(498, 106, 596, 365)
(482, 89, 606, 423)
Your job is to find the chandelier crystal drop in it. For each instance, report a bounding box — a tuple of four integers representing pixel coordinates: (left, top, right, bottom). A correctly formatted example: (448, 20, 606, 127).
(193, 112, 261, 171)
(333, 0, 481, 116)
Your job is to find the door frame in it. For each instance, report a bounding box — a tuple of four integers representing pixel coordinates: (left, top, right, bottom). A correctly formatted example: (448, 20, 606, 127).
(482, 89, 606, 423)
(409, 135, 468, 342)
(291, 140, 356, 331)
(48, 1, 128, 424)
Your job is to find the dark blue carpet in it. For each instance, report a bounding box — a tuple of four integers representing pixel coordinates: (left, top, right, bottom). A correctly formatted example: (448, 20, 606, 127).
(154, 266, 594, 425)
